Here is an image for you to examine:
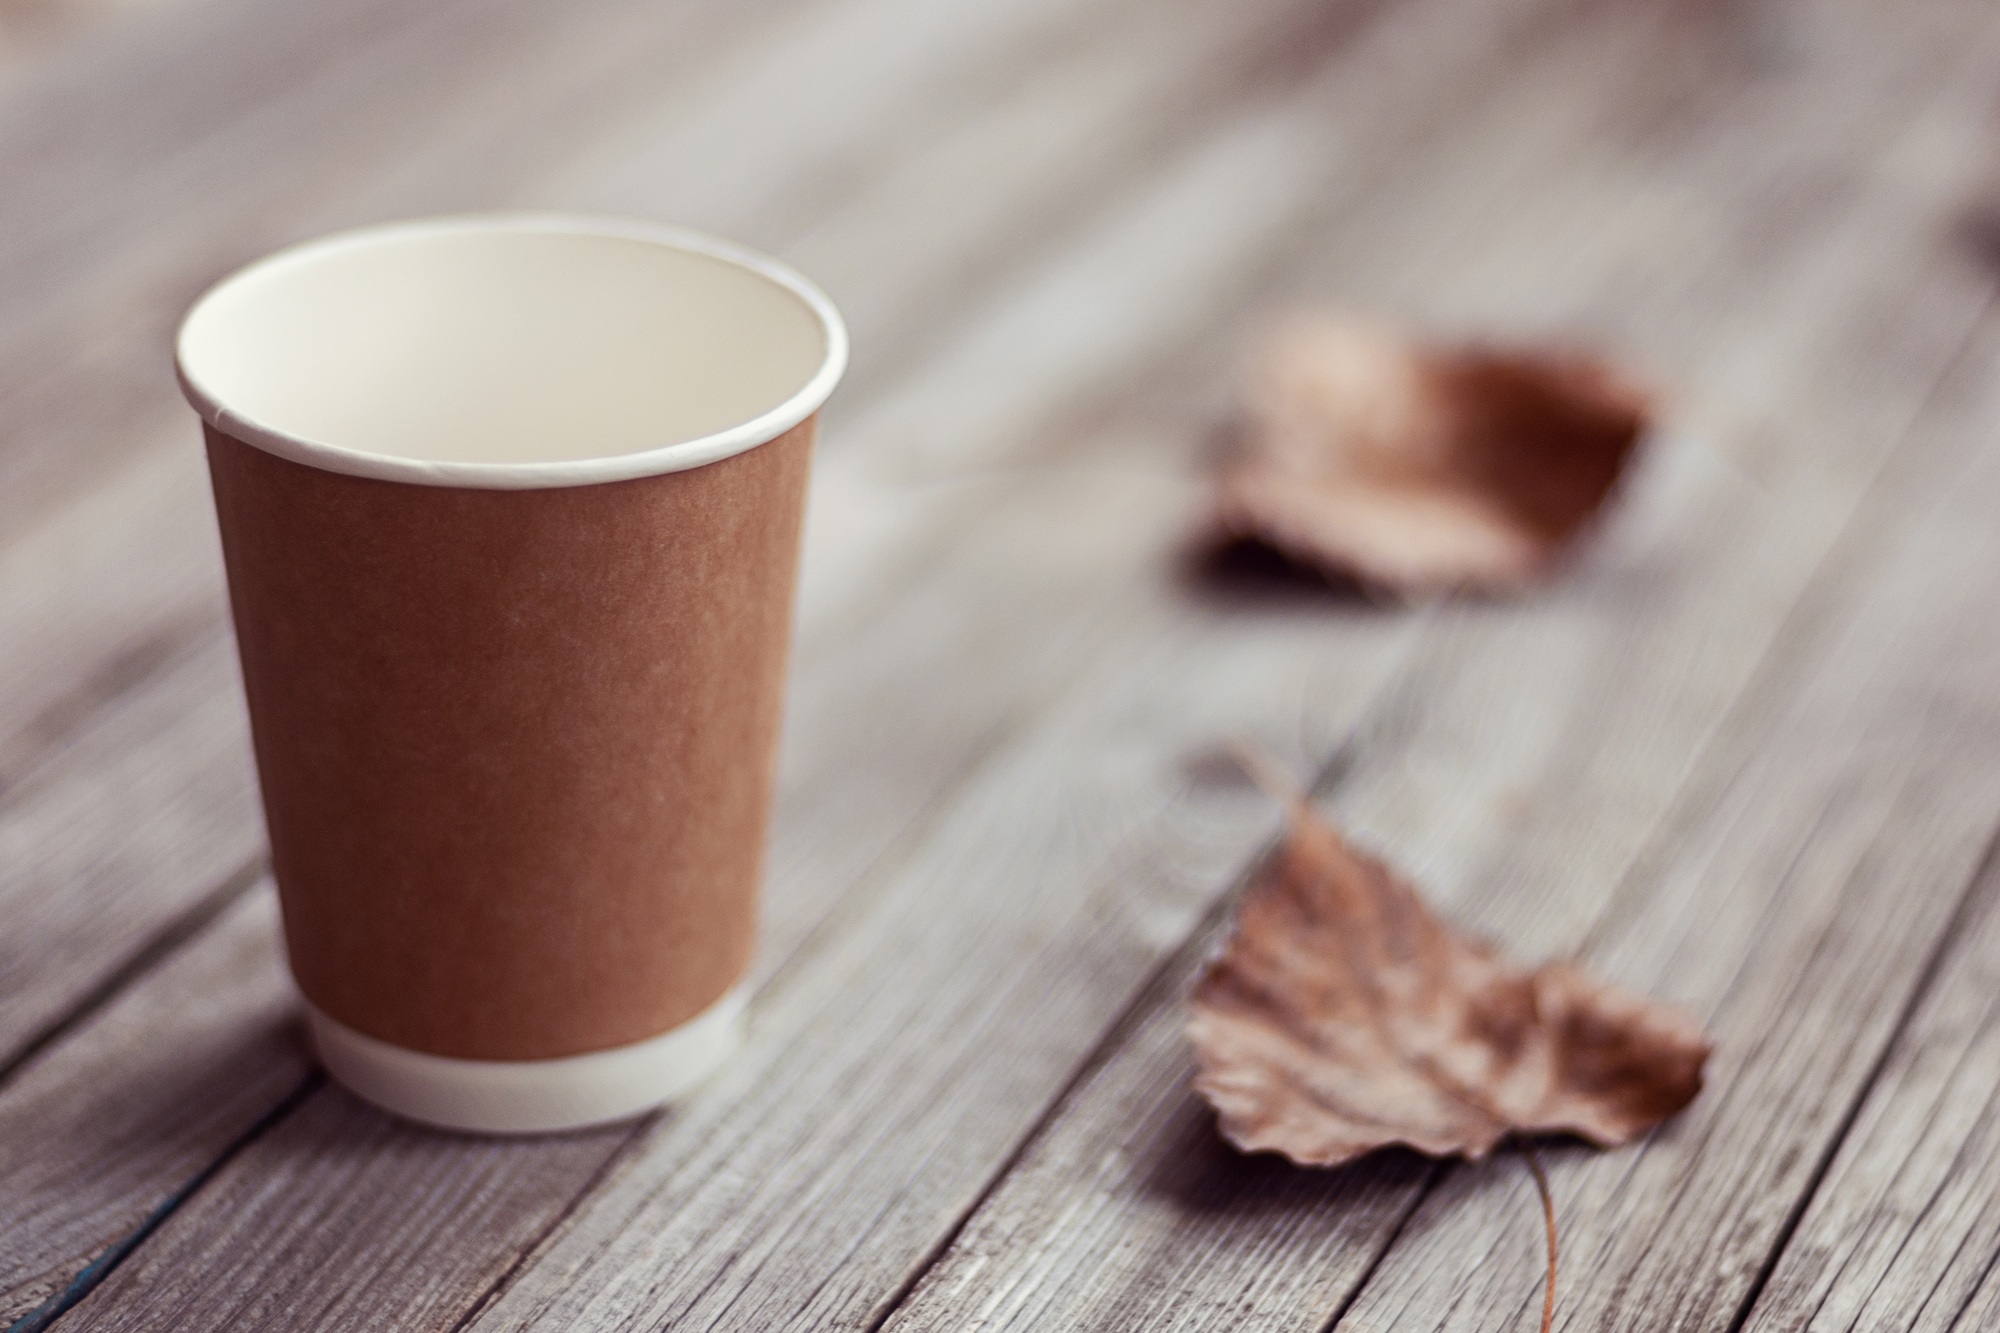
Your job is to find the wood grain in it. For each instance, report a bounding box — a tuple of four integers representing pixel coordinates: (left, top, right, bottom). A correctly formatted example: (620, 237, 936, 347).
(0, 632, 259, 1066)
(0, 889, 303, 1330)
(1738, 852, 2000, 1333)
(1732, 391, 2000, 1333)
(66, 7, 2000, 1328)
(5, 0, 1999, 1330)
(0, 448, 225, 793)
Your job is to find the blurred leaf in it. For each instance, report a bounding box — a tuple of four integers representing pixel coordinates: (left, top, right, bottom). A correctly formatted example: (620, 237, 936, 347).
(1216, 314, 1651, 595)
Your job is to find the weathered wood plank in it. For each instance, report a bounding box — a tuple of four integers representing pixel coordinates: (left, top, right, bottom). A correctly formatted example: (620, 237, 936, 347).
(19, 2, 2000, 1328)
(54, 2, 2000, 1328)
(0, 446, 223, 793)
(767, 0, 1400, 406)
(1736, 602, 2000, 1330)
(0, 889, 304, 1330)
(1735, 850, 2000, 1333)
(0, 632, 260, 1065)
(880, 941, 1445, 1333)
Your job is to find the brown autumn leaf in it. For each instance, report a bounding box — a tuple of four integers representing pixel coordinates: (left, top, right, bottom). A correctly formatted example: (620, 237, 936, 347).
(1215, 314, 1653, 595)
(1188, 760, 1709, 1168)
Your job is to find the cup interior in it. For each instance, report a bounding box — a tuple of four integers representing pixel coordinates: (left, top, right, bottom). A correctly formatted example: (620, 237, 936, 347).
(177, 218, 840, 477)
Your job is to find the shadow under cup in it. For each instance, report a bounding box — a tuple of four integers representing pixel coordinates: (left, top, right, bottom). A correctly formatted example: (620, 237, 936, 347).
(175, 216, 847, 1134)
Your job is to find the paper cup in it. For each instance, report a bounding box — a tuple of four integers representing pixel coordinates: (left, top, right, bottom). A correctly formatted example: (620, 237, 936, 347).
(177, 215, 846, 1133)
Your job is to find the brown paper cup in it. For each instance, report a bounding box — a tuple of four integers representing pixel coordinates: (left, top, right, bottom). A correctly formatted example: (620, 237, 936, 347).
(175, 215, 846, 1133)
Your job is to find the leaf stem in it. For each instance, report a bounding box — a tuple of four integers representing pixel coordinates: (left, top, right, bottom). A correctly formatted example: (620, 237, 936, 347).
(1520, 1143, 1557, 1333)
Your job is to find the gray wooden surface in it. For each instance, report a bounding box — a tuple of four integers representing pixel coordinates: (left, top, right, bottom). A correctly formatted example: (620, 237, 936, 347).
(4, 0, 2000, 1328)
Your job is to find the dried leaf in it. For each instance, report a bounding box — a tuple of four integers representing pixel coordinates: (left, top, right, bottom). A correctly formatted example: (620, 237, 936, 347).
(1188, 764, 1709, 1168)
(1216, 314, 1652, 594)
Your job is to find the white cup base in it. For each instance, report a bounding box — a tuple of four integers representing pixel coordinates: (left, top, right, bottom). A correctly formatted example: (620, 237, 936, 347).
(306, 986, 745, 1134)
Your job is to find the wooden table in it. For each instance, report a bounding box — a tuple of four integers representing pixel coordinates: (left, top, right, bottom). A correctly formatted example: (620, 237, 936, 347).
(6, 0, 2000, 1327)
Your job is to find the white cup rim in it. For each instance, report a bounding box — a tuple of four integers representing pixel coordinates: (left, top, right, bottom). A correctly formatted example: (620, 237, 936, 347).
(175, 213, 849, 490)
